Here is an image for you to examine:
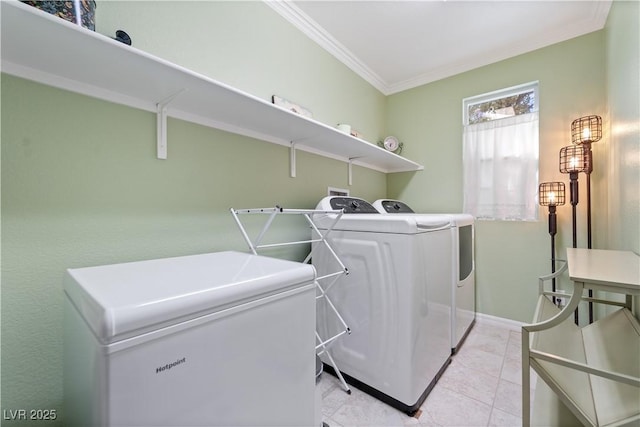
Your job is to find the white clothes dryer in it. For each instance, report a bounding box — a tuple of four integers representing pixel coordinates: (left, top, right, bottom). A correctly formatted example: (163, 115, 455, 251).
(372, 199, 476, 353)
(313, 197, 452, 415)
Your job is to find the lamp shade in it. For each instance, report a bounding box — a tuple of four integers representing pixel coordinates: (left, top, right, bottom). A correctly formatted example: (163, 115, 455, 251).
(571, 115, 602, 145)
(559, 145, 589, 173)
(539, 182, 566, 206)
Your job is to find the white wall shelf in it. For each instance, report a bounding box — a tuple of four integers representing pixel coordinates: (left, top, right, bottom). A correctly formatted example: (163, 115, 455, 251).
(0, 0, 424, 177)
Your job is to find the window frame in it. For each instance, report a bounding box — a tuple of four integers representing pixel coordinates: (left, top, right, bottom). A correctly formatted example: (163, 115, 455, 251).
(462, 81, 540, 221)
(462, 81, 539, 126)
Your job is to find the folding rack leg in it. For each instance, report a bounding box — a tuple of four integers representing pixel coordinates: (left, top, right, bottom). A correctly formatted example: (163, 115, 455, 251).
(229, 206, 352, 395)
(315, 273, 351, 334)
(303, 213, 348, 274)
(305, 212, 353, 394)
(316, 330, 351, 394)
(253, 208, 280, 250)
(314, 277, 352, 394)
(229, 208, 258, 255)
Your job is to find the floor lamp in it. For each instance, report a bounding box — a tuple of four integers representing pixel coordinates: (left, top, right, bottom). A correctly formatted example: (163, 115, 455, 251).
(571, 115, 602, 248)
(571, 115, 602, 323)
(559, 145, 589, 324)
(538, 182, 566, 302)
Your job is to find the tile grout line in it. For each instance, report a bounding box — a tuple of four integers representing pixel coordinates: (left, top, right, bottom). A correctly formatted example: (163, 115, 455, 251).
(320, 324, 524, 426)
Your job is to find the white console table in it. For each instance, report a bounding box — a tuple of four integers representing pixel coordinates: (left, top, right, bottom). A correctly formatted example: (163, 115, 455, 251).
(522, 249, 640, 426)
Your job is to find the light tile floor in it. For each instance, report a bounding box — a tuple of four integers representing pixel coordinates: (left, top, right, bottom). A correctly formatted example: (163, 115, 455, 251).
(319, 318, 537, 427)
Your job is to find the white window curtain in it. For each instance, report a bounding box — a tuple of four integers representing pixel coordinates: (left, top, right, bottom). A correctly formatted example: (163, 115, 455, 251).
(463, 112, 539, 221)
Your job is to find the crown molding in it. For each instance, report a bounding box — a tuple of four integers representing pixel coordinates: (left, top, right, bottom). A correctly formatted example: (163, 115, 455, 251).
(590, 0, 613, 28)
(264, 0, 393, 95)
(265, 0, 612, 96)
(383, 0, 613, 95)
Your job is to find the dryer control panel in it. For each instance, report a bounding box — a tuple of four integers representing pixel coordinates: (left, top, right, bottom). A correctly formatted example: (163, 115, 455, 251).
(378, 200, 415, 214)
(329, 197, 379, 214)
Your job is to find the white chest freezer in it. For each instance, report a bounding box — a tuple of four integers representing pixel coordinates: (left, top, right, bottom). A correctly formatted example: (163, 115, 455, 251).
(64, 251, 317, 427)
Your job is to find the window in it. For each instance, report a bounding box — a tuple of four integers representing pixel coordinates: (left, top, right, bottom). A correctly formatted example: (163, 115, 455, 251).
(462, 82, 539, 221)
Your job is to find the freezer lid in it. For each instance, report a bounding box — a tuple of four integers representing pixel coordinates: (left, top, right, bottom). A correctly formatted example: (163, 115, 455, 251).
(64, 251, 316, 344)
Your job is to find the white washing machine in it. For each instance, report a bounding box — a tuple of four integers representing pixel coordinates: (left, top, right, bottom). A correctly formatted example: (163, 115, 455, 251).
(313, 196, 452, 415)
(64, 251, 317, 427)
(373, 199, 476, 353)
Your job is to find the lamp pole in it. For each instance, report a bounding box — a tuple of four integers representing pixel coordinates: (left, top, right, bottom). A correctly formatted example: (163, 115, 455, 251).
(538, 182, 565, 303)
(560, 145, 588, 325)
(571, 115, 601, 323)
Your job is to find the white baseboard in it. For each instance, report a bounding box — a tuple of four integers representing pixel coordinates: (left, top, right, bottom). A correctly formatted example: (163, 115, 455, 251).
(475, 312, 524, 332)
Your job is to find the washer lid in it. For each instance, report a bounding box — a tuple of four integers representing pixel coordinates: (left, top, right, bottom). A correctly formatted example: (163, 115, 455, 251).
(315, 212, 452, 233)
(373, 200, 475, 226)
(315, 196, 451, 232)
(64, 251, 316, 344)
(448, 213, 475, 226)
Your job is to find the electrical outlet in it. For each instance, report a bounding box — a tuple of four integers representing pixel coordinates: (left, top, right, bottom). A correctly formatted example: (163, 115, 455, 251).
(555, 290, 568, 308)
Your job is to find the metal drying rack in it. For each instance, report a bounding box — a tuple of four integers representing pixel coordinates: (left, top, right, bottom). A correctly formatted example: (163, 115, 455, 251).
(230, 206, 352, 394)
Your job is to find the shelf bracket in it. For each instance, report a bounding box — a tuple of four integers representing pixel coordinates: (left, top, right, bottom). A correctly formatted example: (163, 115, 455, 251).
(290, 142, 297, 178)
(156, 89, 186, 160)
(348, 158, 362, 186)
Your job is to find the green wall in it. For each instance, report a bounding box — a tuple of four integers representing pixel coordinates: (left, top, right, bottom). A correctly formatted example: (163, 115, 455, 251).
(604, 0, 640, 317)
(2, 0, 639, 424)
(1, 2, 387, 424)
(385, 0, 639, 323)
(605, 0, 640, 255)
(386, 32, 608, 322)
(97, 0, 387, 142)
